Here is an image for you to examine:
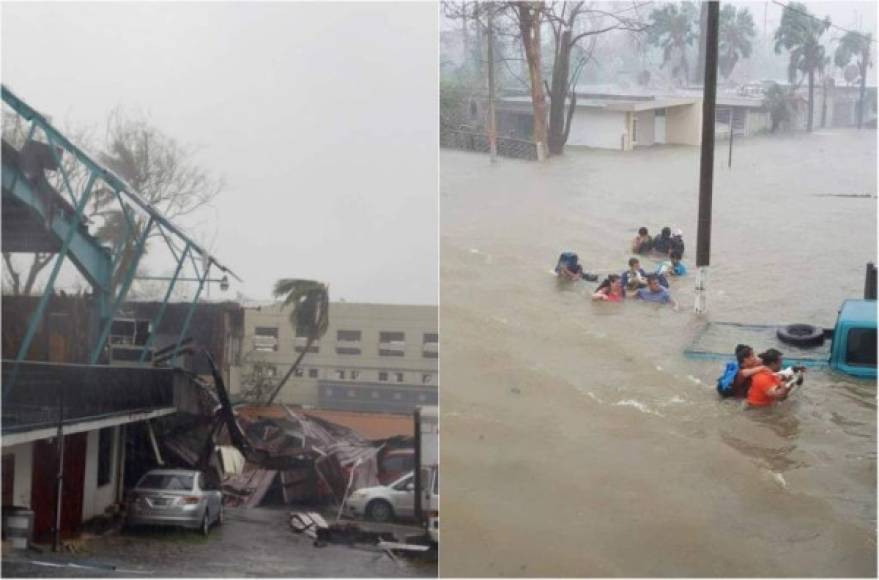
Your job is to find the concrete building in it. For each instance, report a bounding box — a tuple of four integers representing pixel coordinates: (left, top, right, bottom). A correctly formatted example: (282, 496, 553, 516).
(496, 91, 778, 151)
(237, 302, 438, 414)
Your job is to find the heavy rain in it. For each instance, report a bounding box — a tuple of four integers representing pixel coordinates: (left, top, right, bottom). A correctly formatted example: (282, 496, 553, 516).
(440, 0, 876, 577)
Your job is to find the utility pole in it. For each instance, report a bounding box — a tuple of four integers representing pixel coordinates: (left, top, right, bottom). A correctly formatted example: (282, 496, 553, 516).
(695, 1, 720, 315)
(487, 3, 498, 162)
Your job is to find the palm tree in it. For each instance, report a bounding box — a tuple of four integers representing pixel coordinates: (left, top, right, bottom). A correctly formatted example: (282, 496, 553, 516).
(774, 2, 830, 132)
(265, 279, 329, 404)
(834, 31, 873, 129)
(647, 2, 698, 85)
(718, 5, 756, 80)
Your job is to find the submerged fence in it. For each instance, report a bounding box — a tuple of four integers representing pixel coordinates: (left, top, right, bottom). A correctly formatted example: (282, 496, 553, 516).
(440, 127, 538, 161)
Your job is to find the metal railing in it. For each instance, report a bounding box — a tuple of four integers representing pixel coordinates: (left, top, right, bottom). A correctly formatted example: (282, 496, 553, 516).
(2, 360, 178, 433)
(440, 128, 538, 161)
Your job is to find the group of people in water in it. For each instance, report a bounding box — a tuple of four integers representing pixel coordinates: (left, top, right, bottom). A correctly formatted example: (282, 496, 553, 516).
(554, 225, 687, 308)
(717, 344, 806, 407)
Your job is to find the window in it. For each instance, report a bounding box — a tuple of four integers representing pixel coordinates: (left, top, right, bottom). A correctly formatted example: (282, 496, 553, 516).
(422, 373, 433, 385)
(97, 427, 113, 487)
(395, 372, 404, 383)
(294, 368, 304, 377)
(380, 331, 405, 342)
(253, 326, 279, 352)
(423, 332, 438, 358)
(423, 333, 438, 344)
(138, 473, 194, 491)
(308, 369, 319, 378)
(379, 371, 389, 382)
(335, 370, 346, 380)
(350, 370, 360, 381)
(337, 330, 361, 342)
(393, 474, 414, 491)
(846, 328, 877, 366)
(655, 108, 666, 117)
(336, 330, 362, 355)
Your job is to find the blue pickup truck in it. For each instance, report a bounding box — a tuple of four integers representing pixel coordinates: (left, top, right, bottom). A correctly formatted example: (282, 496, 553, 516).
(686, 298, 876, 380)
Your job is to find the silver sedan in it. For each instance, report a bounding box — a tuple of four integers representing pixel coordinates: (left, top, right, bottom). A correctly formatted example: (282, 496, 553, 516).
(126, 469, 223, 536)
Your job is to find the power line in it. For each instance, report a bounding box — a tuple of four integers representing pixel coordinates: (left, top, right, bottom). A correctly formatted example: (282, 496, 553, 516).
(771, 0, 877, 44)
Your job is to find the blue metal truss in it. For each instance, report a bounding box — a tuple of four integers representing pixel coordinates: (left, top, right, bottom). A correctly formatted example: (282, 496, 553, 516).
(2, 85, 241, 385)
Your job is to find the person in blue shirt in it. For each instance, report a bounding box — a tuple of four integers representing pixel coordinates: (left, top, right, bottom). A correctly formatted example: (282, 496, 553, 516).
(656, 250, 687, 277)
(635, 274, 677, 307)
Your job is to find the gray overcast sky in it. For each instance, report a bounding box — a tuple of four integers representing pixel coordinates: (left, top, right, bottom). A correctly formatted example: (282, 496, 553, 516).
(2, 1, 438, 305)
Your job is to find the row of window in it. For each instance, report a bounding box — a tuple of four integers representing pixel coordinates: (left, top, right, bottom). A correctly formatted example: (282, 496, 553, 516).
(255, 327, 438, 345)
(280, 366, 435, 385)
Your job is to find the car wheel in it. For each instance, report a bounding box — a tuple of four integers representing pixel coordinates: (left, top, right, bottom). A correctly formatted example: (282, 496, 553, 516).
(201, 513, 210, 537)
(366, 500, 394, 523)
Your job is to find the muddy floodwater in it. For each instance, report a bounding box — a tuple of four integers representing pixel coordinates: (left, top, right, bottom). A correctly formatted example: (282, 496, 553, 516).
(440, 130, 876, 577)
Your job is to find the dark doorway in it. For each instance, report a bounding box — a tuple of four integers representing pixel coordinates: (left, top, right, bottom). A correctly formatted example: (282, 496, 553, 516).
(2, 454, 14, 507)
(31, 432, 87, 541)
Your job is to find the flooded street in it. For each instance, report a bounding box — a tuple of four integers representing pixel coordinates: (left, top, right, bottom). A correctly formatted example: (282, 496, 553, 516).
(440, 129, 876, 577)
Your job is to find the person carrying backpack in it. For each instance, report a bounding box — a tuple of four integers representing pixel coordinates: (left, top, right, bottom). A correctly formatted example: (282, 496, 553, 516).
(717, 344, 772, 399)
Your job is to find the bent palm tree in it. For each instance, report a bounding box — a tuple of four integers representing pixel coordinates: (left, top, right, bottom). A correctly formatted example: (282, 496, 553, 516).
(774, 2, 830, 132)
(647, 2, 697, 85)
(265, 279, 329, 404)
(718, 5, 756, 80)
(834, 31, 873, 128)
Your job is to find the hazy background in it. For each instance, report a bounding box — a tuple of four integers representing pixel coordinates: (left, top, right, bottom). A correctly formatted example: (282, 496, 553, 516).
(2, 2, 438, 305)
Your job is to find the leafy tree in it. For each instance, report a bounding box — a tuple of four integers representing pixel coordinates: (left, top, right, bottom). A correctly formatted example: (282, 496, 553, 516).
(774, 2, 830, 132)
(1, 107, 222, 295)
(763, 82, 796, 132)
(647, 2, 698, 85)
(265, 279, 329, 404)
(834, 30, 873, 128)
(718, 5, 756, 80)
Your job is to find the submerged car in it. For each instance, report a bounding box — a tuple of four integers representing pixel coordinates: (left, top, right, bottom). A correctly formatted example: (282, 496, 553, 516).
(345, 471, 414, 523)
(127, 469, 224, 535)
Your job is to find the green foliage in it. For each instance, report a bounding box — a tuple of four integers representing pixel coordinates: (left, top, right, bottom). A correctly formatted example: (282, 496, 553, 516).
(763, 83, 795, 132)
(773, 2, 829, 85)
(647, 2, 698, 83)
(718, 5, 756, 79)
(272, 278, 329, 340)
(440, 78, 470, 129)
(834, 31, 872, 76)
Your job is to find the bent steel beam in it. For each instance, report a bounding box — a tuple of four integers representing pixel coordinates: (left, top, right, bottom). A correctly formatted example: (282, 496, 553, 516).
(139, 242, 191, 362)
(2, 158, 112, 292)
(90, 217, 155, 364)
(9, 169, 99, 391)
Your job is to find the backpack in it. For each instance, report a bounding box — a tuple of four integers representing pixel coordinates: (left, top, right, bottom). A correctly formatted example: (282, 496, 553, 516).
(716, 361, 739, 397)
(555, 251, 578, 273)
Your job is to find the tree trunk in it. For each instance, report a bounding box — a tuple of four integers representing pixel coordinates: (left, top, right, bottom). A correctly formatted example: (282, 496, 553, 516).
(807, 68, 814, 132)
(487, 7, 498, 161)
(858, 63, 866, 129)
(516, 2, 548, 161)
(821, 75, 828, 128)
(547, 30, 572, 156)
(266, 336, 314, 405)
(3, 253, 21, 295)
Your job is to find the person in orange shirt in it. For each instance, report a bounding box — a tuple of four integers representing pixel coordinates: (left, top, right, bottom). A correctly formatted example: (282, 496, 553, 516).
(747, 348, 791, 407)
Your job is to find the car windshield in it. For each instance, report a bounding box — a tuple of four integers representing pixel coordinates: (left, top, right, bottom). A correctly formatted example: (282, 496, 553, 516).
(138, 473, 194, 491)
(392, 474, 413, 491)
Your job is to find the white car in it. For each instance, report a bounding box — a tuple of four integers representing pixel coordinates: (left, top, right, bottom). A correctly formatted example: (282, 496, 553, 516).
(345, 472, 415, 522)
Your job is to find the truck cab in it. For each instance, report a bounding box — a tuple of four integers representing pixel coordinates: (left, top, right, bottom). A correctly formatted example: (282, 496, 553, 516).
(829, 299, 877, 378)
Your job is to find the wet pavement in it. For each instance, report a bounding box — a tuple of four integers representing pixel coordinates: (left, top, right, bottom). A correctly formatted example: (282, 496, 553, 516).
(2, 507, 436, 577)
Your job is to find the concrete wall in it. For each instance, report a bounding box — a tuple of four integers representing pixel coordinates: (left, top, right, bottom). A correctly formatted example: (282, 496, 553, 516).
(634, 110, 656, 147)
(6, 442, 33, 508)
(82, 427, 121, 521)
(665, 103, 702, 146)
(567, 109, 627, 149)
